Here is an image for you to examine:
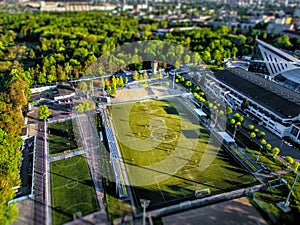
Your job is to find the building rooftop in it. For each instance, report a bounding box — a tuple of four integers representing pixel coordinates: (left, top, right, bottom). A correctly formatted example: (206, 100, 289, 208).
(281, 68, 300, 84)
(214, 69, 300, 119)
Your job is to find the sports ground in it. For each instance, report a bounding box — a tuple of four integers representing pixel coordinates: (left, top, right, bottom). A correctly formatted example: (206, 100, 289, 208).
(50, 155, 100, 225)
(109, 97, 258, 210)
(48, 120, 78, 155)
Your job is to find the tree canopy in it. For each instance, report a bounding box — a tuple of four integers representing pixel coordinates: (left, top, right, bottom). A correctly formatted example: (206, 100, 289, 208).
(0, 128, 23, 224)
(38, 105, 51, 120)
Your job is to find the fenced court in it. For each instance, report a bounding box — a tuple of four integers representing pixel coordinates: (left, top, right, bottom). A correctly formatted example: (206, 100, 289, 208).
(108, 97, 258, 211)
(50, 155, 100, 225)
(48, 119, 79, 156)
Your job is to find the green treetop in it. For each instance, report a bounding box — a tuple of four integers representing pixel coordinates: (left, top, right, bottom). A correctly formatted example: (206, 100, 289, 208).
(38, 105, 51, 120)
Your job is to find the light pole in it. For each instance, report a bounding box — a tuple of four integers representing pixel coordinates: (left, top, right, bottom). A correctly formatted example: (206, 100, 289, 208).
(256, 145, 262, 162)
(284, 172, 299, 207)
(140, 199, 150, 225)
(277, 169, 299, 212)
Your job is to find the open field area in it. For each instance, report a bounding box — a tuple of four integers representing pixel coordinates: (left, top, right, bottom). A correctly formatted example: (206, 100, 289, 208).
(50, 155, 100, 225)
(48, 120, 78, 155)
(109, 97, 258, 211)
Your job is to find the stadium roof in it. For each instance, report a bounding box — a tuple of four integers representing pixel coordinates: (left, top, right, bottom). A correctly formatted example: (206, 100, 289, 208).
(214, 69, 300, 119)
(281, 68, 300, 84)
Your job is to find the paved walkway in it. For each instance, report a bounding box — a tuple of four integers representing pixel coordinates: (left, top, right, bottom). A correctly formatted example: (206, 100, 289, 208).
(71, 112, 109, 225)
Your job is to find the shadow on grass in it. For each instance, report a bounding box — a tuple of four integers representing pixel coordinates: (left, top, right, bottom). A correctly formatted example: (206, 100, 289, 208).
(50, 171, 95, 188)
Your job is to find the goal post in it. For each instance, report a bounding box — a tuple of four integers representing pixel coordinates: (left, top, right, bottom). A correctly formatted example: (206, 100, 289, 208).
(195, 188, 210, 198)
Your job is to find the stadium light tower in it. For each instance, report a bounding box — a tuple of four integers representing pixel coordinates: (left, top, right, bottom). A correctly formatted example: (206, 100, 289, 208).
(284, 171, 299, 207)
(140, 199, 150, 225)
(277, 169, 299, 212)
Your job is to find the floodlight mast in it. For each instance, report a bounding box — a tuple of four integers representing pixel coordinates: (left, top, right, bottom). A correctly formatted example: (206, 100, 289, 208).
(140, 199, 150, 225)
(284, 171, 299, 207)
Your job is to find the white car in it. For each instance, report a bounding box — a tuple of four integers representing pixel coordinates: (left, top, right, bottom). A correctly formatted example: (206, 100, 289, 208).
(284, 141, 293, 147)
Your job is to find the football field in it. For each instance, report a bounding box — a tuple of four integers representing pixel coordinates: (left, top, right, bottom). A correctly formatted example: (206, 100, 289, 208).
(50, 155, 100, 225)
(109, 97, 257, 210)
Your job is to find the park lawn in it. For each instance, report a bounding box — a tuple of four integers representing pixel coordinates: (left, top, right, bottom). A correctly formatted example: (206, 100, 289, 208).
(48, 119, 78, 155)
(109, 98, 257, 211)
(50, 155, 100, 225)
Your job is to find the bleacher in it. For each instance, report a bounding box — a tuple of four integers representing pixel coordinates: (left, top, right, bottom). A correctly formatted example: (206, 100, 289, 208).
(102, 109, 128, 198)
(227, 145, 262, 174)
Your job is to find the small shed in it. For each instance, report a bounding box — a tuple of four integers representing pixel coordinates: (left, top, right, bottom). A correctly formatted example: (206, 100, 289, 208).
(194, 108, 206, 117)
(217, 131, 235, 145)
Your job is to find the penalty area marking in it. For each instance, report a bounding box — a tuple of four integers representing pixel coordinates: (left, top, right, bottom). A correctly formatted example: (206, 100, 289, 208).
(54, 203, 94, 224)
(53, 156, 82, 168)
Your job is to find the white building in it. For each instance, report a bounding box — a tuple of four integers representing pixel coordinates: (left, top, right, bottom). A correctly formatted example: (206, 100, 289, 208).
(201, 68, 300, 144)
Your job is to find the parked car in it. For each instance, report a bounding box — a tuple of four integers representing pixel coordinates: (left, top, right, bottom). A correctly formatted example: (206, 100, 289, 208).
(284, 141, 293, 147)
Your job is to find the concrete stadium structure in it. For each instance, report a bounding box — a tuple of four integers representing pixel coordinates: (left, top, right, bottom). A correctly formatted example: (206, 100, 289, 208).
(248, 38, 300, 93)
(201, 68, 300, 145)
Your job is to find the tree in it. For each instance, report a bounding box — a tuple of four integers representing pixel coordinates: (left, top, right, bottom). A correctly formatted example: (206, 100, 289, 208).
(260, 139, 267, 146)
(183, 54, 191, 65)
(212, 49, 223, 65)
(118, 76, 124, 88)
(250, 132, 256, 140)
(272, 147, 280, 158)
(232, 47, 238, 59)
(292, 162, 300, 173)
(79, 82, 88, 93)
(241, 99, 249, 110)
(38, 105, 51, 120)
(275, 34, 292, 49)
(132, 71, 139, 81)
(185, 80, 192, 88)
(230, 118, 236, 126)
(143, 71, 148, 80)
(226, 107, 233, 115)
(285, 156, 294, 166)
(201, 50, 211, 62)
(258, 131, 266, 139)
(75, 99, 96, 113)
(111, 76, 117, 91)
(266, 144, 272, 151)
(248, 124, 254, 131)
(0, 128, 22, 224)
(232, 119, 241, 138)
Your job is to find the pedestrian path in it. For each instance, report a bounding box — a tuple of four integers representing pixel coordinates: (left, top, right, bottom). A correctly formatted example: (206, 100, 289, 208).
(49, 146, 100, 162)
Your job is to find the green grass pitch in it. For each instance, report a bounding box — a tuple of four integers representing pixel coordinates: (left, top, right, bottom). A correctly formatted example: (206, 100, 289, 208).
(50, 155, 100, 225)
(48, 119, 78, 155)
(109, 97, 258, 210)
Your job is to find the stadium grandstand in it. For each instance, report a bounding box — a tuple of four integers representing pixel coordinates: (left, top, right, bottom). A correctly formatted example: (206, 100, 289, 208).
(101, 108, 128, 199)
(248, 38, 300, 93)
